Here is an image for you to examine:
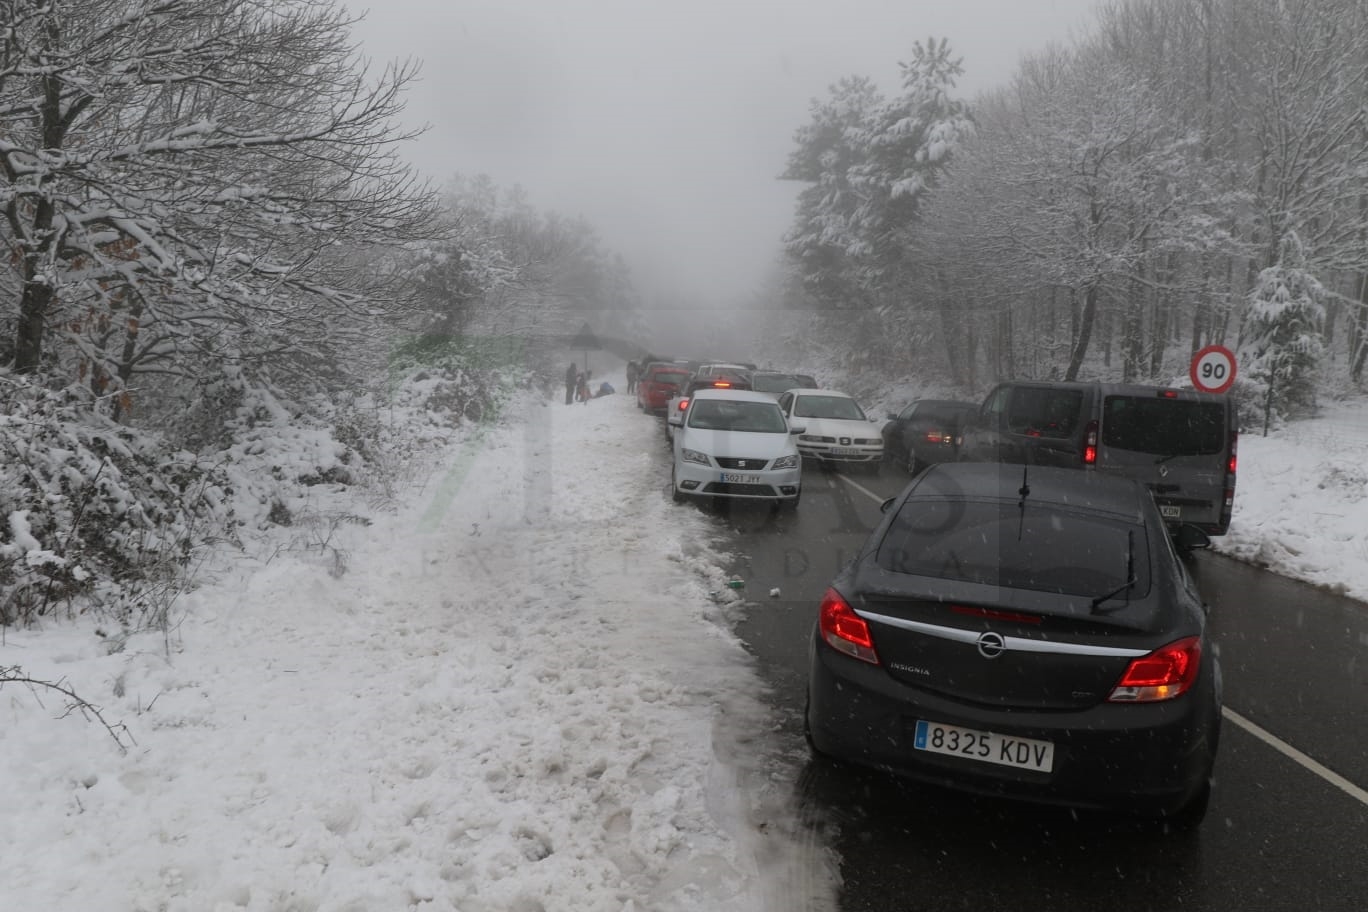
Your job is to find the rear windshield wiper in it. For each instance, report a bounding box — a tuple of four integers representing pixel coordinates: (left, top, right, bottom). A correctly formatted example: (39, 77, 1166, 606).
(1090, 529, 1136, 613)
(1089, 576, 1137, 613)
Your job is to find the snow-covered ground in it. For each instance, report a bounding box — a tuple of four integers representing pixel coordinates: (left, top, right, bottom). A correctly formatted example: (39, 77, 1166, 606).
(3, 370, 1366, 912)
(0, 378, 836, 912)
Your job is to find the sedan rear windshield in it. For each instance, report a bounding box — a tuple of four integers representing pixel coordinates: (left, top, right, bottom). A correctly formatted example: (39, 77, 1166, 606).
(687, 399, 788, 433)
(876, 499, 1150, 599)
(1101, 396, 1227, 456)
(649, 369, 690, 382)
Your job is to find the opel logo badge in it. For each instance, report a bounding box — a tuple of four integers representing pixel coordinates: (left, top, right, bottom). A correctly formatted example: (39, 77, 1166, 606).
(976, 631, 1006, 659)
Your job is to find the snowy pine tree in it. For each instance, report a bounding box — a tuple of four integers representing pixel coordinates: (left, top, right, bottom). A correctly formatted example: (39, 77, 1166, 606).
(1240, 233, 1325, 430)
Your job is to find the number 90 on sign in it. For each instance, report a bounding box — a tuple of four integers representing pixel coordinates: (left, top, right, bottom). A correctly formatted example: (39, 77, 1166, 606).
(1190, 345, 1236, 394)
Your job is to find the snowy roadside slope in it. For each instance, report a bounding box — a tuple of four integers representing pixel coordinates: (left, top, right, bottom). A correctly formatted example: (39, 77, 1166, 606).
(0, 384, 838, 912)
(1215, 401, 1368, 604)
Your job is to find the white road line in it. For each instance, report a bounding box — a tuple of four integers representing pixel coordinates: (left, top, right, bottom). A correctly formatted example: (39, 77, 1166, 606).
(838, 473, 886, 503)
(1223, 708, 1368, 806)
(839, 475, 1368, 808)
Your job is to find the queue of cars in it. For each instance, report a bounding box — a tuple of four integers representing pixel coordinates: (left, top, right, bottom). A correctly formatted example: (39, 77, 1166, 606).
(633, 360, 1228, 827)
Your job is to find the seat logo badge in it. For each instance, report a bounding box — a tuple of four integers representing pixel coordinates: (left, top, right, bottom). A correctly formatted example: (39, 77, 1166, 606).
(736, 460, 747, 468)
(1159, 464, 1169, 478)
(976, 631, 1006, 659)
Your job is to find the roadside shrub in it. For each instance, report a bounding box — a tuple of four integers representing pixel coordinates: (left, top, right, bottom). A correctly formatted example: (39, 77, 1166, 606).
(0, 373, 236, 627)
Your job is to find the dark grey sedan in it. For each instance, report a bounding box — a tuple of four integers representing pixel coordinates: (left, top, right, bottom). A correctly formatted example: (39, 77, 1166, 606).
(805, 462, 1221, 826)
(880, 398, 977, 475)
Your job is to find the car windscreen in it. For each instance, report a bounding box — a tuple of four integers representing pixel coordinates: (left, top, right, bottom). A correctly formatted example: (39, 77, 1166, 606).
(793, 395, 866, 420)
(1101, 396, 1227, 456)
(686, 399, 788, 433)
(752, 373, 816, 393)
(876, 499, 1150, 598)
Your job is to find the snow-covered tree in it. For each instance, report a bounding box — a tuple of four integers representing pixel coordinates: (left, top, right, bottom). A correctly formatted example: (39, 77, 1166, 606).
(0, 0, 440, 407)
(1241, 233, 1325, 429)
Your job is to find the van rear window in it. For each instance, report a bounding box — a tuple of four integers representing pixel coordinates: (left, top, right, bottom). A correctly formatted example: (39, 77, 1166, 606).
(1101, 396, 1226, 456)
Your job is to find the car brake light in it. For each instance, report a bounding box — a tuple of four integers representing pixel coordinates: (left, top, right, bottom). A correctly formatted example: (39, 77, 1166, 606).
(818, 588, 879, 665)
(1157, 389, 1179, 399)
(924, 429, 946, 443)
(1108, 636, 1201, 702)
(677, 398, 690, 411)
(951, 605, 1042, 625)
(1083, 419, 1098, 465)
(712, 381, 732, 388)
(1227, 431, 1238, 475)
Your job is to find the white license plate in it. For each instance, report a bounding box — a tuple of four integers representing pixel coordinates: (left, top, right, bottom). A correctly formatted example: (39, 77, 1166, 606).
(719, 472, 761, 484)
(913, 720, 1054, 772)
(1160, 505, 1182, 519)
(828, 447, 858, 455)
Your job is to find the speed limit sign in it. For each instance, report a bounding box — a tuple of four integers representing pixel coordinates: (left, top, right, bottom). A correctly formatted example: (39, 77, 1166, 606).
(1190, 345, 1236, 394)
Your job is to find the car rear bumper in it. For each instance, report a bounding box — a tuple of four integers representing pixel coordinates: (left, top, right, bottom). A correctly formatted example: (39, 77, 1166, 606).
(807, 634, 1219, 814)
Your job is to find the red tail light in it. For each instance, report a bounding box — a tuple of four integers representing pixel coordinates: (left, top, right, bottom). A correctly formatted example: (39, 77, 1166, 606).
(1082, 419, 1098, 465)
(1158, 389, 1179, 399)
(677, 398, 690, 411)
(712, 381, 732, 388)
(1227, 431, 1238, 475)
(924, 429, 947, 444)
(1108, 636, 1202, 702)
(818, 588, 879, 665)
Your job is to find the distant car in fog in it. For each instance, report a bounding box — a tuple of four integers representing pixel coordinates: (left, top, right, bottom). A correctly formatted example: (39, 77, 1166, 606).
(881, 398, 978, 475)
(637, 363, 691, 414)
(775, 389, 883, 472)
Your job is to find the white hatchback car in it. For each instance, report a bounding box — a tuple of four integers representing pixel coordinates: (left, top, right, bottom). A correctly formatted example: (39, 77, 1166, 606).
(775, 388, 884, 471)
(668, 389, 803, 509)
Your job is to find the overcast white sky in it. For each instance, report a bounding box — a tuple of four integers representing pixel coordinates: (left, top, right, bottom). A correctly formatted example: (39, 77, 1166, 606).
(348, 0, 1101, 307)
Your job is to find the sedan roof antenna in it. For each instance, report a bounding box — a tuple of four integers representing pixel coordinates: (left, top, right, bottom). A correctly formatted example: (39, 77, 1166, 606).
(1016, 463, 1030, 540)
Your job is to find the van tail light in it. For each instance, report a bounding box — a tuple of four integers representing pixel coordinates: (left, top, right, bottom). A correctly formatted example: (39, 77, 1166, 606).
(1227, 431, 1238, 475)
(1108, 636, 1201, 702)
(818, 588, 879, 665)
(677, 398, 690, 412)
(1082, 420, 1098, 465)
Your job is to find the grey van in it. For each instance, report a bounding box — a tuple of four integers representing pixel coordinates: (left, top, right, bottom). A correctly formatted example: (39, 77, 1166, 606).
(956, 381, 1238, 536)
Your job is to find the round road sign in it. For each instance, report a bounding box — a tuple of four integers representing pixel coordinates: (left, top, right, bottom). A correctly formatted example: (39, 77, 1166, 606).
(1190, 345, 1236, 394)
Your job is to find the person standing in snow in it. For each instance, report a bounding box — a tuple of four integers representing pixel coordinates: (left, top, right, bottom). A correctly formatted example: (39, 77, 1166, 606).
(564, 362, 578, 405)
(626, 360, 639, 394)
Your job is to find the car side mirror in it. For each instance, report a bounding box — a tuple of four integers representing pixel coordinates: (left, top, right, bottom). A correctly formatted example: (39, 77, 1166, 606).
(1173, 524, 1211, 551)
(880, 496, 896, 513)
(667, 410, 683, 426)
(789, 424, 807, 435)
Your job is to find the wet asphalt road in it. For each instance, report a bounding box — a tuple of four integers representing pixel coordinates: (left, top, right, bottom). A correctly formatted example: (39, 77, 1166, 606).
(685, 460, 1368, 912)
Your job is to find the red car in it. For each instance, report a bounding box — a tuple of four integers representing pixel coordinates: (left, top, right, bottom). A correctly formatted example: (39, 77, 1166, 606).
(637, 364, 691, 414)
